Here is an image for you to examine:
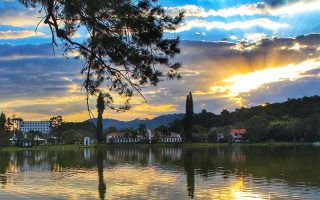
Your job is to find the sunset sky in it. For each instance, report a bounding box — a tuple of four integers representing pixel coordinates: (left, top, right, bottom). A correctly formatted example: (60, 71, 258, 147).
(0, 0, 320, 121)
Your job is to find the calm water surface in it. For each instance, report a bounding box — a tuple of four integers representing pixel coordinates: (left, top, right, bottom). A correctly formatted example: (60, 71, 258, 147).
(0, 146, 320, 200)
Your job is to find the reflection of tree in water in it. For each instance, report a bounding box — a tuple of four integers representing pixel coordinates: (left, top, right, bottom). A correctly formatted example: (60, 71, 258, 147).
(97, 150, 106, 200)
(0, 152, 10, 187)
(184, 149, 195, 199)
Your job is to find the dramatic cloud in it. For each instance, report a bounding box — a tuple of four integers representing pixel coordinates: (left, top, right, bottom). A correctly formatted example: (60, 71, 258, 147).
(0, 44, 180, 121)
(173, 18, 289, 32)
(0, 0, 320, 121)
(0, 8, 42, 27)
(177, 34, 320, 107)
(0, 30, 46, 39)
(165, 0, 320, 18)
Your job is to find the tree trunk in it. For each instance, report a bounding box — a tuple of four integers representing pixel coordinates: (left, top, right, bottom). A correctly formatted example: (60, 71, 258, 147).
(97, 112, 103, 143)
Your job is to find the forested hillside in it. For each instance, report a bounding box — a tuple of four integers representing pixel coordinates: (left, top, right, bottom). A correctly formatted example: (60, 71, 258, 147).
(169, 96, 320, 142)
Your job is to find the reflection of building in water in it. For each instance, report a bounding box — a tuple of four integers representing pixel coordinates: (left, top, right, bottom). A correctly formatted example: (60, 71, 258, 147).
(84, 149, 91, 160)
(158, 148, 182, 160)
(231, 147, 246, 162)
(106, 148, 149, 162)
(7, 151, 57, 173)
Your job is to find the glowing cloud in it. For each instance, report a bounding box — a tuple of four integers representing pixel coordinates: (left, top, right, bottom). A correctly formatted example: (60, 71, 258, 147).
(0, 8, 42, 27)
(0, 30, 46, 39)
(172, 18, 289, 32)
(165, 0, 320, 18)
(211, 60, 320, 98)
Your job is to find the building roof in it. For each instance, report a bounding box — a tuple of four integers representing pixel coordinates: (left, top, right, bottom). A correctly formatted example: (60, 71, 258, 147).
(152, 131, 181, 138)
(170, 132, 181, 137)
(107, 132, 126, 137)
(231, 129, 247, 134)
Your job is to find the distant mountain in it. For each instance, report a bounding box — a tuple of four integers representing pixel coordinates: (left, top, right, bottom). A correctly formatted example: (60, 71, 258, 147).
(88, 113, 184, 130)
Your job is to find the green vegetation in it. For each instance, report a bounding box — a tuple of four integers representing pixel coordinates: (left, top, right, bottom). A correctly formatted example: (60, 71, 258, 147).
(169, 96, 320, 143)
(51, 121, 96, 144)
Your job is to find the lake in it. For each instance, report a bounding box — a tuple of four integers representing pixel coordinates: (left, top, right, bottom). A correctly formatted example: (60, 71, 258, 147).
(0, 145, 320, 199)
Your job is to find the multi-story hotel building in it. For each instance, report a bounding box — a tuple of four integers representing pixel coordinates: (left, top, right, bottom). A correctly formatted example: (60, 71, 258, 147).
(18, 121, 51, 134)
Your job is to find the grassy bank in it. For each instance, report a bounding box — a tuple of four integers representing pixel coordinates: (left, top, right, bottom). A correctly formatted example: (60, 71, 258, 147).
(0, 142, 313, 151)
(0, 144, 95, 152)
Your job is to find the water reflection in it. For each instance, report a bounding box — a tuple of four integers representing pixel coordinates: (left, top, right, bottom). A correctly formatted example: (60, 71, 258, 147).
(97, 150, 106, 200)
(0, 146, 319, 199)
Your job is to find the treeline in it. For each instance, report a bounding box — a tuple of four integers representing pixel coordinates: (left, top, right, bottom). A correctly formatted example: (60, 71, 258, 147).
(51, 122, 152, 144)
(167, 95, 320, 142)
(50, 121, 96, 144)
(0, 112, 26, 146)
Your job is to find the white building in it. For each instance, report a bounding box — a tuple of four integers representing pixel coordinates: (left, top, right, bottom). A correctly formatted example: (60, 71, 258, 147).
(106, 131, 182, 143)
(158, 132, 182, 143)
(18, 121, 51, 134)
(106, 132, 142, 143)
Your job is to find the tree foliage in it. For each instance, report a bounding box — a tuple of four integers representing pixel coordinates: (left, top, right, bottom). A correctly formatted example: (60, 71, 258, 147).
(169, 96, 320, 142)
(50, 116, 64, 128)
(51, 121, 96, 139)
(19, 0, 183, 111)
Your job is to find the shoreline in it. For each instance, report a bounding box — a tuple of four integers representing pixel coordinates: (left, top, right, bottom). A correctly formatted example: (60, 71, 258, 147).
(0, 142, 314, 151)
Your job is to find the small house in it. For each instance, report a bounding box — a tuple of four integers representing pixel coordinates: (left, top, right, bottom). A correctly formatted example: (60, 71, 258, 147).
(231, 129, 246, 143)
(158, 132, 182, 143)
(106, 132, 140, 143)
(83, 137, 91, 145)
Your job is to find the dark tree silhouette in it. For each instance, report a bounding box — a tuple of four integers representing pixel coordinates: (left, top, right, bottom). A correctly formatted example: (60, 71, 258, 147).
(0, 112, 6, 133)
(184, 149, 195, 198)
(49, 116, 64, 128)
(183, 92, 193, 140)
(19, 0, 183, 114)
(97, 93, 105, 143)
(97, 150, 106, 200)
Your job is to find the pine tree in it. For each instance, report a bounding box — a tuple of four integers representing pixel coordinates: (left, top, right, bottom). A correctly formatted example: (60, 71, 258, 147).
(184, 92, 194, 141)
(19, 0, 183, 110)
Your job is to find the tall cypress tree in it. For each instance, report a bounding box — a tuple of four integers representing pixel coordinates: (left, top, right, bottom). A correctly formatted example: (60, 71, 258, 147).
(184, 92, 194, 141)
(96, 93, 105, 143)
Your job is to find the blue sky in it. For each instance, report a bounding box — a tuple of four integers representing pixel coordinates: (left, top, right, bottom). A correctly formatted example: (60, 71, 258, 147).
(0, 0, 320, 121)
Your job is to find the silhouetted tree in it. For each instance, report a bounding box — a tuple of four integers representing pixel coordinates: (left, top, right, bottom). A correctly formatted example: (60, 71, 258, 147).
(155, 125, 170, 138)
(51, 121, 96, 139)
(137, 123, 147, 135)
(97, 150, 106, 200)
(19, 0, 183, 111)
(0, 112, 6, 133)
(244, 116, 270, 142)
(0, 113, 10, 146)
(97, 93, 105, 143)
(184, 149, 195, 198)
(183, 92, 193, 141)
(50, 116, 64, 128)
(168, 119, 183, 133)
